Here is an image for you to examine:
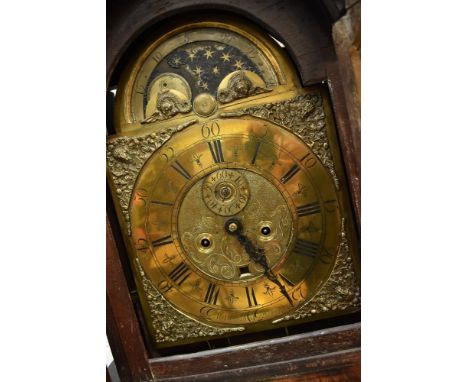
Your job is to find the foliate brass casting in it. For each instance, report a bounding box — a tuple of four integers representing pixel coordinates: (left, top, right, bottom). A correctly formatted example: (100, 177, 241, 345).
(142, 73, 192, 124)
(108, 19, 360, 347)
(217, 70, 271, 103)
(107, 119, 198, 234)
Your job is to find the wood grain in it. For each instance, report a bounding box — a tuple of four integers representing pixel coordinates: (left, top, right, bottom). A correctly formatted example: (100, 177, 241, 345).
(330, 1, 361, 226)
(326, 61, 361, 226)
(107, 216, 153, 382)
(150, 323, 360, 380)
(152, 349, 361, 381)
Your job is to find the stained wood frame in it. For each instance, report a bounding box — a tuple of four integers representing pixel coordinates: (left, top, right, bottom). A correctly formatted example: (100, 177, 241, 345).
(107, 1, 360, 381)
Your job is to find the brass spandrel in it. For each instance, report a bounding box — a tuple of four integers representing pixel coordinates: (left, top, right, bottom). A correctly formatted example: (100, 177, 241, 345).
(135, 258, 245, 346)
(106, 119, 198, 234)
(273, 219, 360, 324)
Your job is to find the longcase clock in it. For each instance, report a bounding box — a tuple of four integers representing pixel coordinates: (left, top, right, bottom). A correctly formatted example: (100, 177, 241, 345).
(107, 3, 360, 381)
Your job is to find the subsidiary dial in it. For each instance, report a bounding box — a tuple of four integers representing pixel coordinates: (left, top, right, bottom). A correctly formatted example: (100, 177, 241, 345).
(202, 169, 250, 216)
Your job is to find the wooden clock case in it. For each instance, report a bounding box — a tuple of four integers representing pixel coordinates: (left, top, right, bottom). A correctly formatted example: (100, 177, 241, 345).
(106, 1, 361, 381)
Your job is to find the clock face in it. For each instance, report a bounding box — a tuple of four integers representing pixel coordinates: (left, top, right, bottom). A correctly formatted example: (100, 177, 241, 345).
(108, 20, 360, 347)
(130, 118, 342, 327)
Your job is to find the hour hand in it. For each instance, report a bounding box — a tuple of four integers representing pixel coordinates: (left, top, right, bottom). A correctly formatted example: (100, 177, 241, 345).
(225, 218, 294, 307)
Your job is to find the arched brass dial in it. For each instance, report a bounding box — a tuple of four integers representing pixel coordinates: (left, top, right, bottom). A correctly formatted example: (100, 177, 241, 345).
(108, 19, 360, 347)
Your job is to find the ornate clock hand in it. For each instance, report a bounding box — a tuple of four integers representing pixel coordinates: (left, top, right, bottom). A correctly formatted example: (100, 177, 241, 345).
(225, 219, 294, 307)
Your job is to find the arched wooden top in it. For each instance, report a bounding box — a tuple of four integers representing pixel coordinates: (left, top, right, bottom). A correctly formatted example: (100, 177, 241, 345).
(107, 0, 342, 88)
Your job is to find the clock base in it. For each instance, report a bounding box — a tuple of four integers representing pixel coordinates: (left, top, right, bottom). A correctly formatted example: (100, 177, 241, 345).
(150, 322, 361, 381)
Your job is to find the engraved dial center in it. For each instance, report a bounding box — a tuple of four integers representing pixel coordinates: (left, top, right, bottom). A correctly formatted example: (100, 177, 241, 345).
(177, 168, 294, 283)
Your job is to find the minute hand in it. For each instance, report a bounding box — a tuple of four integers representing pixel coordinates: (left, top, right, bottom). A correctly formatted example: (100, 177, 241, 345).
(225, 219, 294, 307)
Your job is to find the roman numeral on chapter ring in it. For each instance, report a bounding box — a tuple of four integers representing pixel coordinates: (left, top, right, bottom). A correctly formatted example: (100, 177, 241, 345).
(151, 235, 173, 247)
(245, 287, 258, 307)
(280, 164, 300, 184)
(251, 141, 261, 164)
(170, 160, 191, 180)
(150, 200, 174, 206)
(204, 283, 220, 305)
(293, 239, 320, 258)
(207, 139, 224, 163)
(280, 153, 317, 183)
(168, 262, 191, 286)
(296, 202, 321, 217)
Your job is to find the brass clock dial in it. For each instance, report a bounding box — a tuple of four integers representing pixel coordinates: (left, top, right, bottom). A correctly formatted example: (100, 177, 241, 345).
(130, 119, 341, 327)
(108, 19, 360, 348)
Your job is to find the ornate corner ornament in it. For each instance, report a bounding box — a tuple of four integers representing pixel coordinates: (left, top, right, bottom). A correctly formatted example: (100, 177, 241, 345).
(220, 93, 340, 189)
(106, 119, 198, 234)
(273, 218, 360, 324)
(217, 70, 271, 104)
(135, 259, 245, 344)
(142, 89, 192, 124)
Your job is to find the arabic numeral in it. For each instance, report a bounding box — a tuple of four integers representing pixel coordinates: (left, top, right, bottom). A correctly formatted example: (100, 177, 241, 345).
(158, 280, 173, 294)
(134, 188, 149, 206)
(201, 121, 221, 138)
(151, 52, 163, 64)
(160, 147, 175, 162)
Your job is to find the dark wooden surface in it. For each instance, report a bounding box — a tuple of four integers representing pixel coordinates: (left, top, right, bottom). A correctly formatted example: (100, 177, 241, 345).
(150, 323, 360, 381)
(107, 216, 153, 381)
(330, 1, 361, 226)
(326, 61, 361, 225)
(151, 349, 360, 381)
